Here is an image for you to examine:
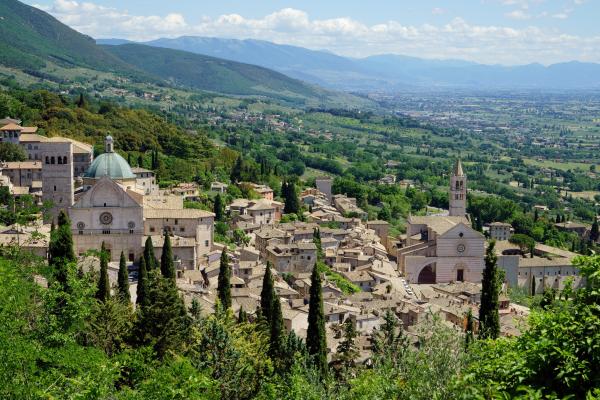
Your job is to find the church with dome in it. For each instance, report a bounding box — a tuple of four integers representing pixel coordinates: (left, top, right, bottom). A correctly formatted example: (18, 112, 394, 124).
(67, 136, 214, 271)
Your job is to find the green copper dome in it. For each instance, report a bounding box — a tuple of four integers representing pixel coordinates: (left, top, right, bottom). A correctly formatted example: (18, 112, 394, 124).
(84, 151, 135, 180)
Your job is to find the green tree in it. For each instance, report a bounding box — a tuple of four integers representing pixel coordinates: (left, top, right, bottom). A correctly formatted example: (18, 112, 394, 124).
(117, 251, 130, 303)
(230, 156, 243, 183)
(217, 249, 231, 309)
(136, 270, 191, 358)
(0, 142, 27, 162)
(307, 264, 328, 376)
(479, 240, 500, 339)
(136, 256, 148, 309)
(590, 219, 599, 242)
(464, 308, 475, 348)
(48, 210, 76, 287)
(283, 181, 300, 214)
(160, 231, 175, 282)
(269, 285, 285, 362)
(213, 193, 225, 221)
(313, 227, 324, 262)
(144, 236, 158, 270)
(336, 319, 359, 372)
(96, 242, 110, 302)
(260, 261, 275, 323)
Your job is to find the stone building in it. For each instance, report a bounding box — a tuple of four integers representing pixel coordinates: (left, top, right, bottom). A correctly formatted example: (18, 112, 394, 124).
(68, 136, 214, 271)
(397, 161, 485, 284)
(489, 222, 513, 241)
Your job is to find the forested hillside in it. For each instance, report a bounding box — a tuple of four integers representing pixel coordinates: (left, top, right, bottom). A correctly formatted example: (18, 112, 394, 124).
(0, 0, 139, 74)
(0, 0, 363, 107)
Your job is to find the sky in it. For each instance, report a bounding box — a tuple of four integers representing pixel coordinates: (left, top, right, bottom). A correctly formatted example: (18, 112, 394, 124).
(25, 0, 600, 65)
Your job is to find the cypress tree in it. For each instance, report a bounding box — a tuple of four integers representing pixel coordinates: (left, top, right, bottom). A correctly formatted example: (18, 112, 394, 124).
(313, 228, 324, 261)
(479, 240, 500, 339)
(531, 276, 536, 295)
(144, 236, 158, 270)
(96, 242, 110, 302)
(464, 308, 475, 348)
(260, 262, 275, 323)
(283, 181, 299, 214)
(336, 319, 358, 371)
(269, 290, 284, 361)
(160, 231, 176, 282)
(136, 256, 148, 309)
(217, 249, 231, 309)
(238, 307, 248, 323)
(137, 154, 144, 168)
(49, 210, 76, 286)
(214, 193, 224, 222)
(307, 264, 328, 375)
(590, 219, 599, 242)
(117, 251, 130, 303)
(534, 208, 539, 222)
(230, 156, 243, 183)
(136, 271, 191, 358)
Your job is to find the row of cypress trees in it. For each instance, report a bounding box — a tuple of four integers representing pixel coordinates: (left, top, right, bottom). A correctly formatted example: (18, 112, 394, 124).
(50, 210, 329, 371)
(48, 211, 188, 358)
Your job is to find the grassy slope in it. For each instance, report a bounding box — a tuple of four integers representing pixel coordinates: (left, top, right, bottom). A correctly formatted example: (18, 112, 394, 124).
(103, 43, 335, 102)
(0, 0, 141, 76)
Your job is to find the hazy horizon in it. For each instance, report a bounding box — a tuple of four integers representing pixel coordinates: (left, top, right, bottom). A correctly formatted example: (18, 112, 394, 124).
(26, 0, 600, 66)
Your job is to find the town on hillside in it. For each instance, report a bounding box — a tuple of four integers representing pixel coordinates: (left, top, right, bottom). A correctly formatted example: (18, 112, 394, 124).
(1, 117, 591, 363)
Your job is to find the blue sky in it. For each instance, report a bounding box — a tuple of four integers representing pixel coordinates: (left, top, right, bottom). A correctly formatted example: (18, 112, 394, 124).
(27, 0, 600, 64)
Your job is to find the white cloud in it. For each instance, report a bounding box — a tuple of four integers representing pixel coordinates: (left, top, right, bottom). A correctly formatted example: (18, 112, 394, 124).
(432, 7, 446, 15)
(31, 1, 600, 65)
(505, 9, 531, 19)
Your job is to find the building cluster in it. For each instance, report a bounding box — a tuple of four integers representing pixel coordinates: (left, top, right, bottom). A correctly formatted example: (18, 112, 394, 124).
(0, 120, 585, 359)
(0, 123, 215, 270)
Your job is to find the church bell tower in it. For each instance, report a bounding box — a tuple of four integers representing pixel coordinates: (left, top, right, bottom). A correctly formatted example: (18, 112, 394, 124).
(449, 159, 466, 217)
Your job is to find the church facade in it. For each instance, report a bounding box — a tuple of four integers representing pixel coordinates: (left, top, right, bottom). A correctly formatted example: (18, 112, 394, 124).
(397, 160, 485, 284)
(68, 136, 214, 271)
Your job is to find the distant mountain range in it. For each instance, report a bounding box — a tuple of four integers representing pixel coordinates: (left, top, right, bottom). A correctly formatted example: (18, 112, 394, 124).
(0, 0, 361, 107)
(97, 36, 600, 91)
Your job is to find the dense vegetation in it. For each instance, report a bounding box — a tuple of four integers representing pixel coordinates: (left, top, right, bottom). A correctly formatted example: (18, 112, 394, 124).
(2, 240, 599, 398)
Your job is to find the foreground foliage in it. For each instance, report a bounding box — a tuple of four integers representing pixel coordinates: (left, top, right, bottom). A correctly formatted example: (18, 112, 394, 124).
(1, 250, 599, 399)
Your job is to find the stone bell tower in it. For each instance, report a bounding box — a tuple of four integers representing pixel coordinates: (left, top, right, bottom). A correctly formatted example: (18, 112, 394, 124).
(449, 159, 466, 217)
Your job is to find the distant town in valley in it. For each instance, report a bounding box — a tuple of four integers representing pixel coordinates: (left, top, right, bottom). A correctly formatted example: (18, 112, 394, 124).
(1, 0, 600, 398)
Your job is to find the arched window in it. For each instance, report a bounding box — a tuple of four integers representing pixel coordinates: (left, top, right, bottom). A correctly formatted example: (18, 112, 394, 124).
(45, 156, 49, 164)
(57, 157, 62, 164)
(50, 156, 55, 164)
(63, 156, 68, 164)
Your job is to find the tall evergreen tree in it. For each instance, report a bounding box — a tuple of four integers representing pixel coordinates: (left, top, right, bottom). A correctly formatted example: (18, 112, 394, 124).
(534, 208, 539, 222)
(464, 308, 475, 348)
(590, 219, 599, 242)
(307, 264, 328, 375)
(96, 242, 110, 302)
(144, 236, 158, 270)
(135, 271, 191, 358)
(260, 262, 275, 323)
(269, 290, 284, 361)
(136, 256, 148, 309)
(160, 231, 176, 282)
(217, 249, 231, 309)
(479, 240, 500, 339)
(313, 228, 324, 261)
(336, 319, 358, 371)
(283, 181, 299, 214)
(230, 156, 243, 183)
(117, 251, 130, 303)
(49, 210, 76, 286)
(214, 193, 225, 222)
(137, 154, 144, 168)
